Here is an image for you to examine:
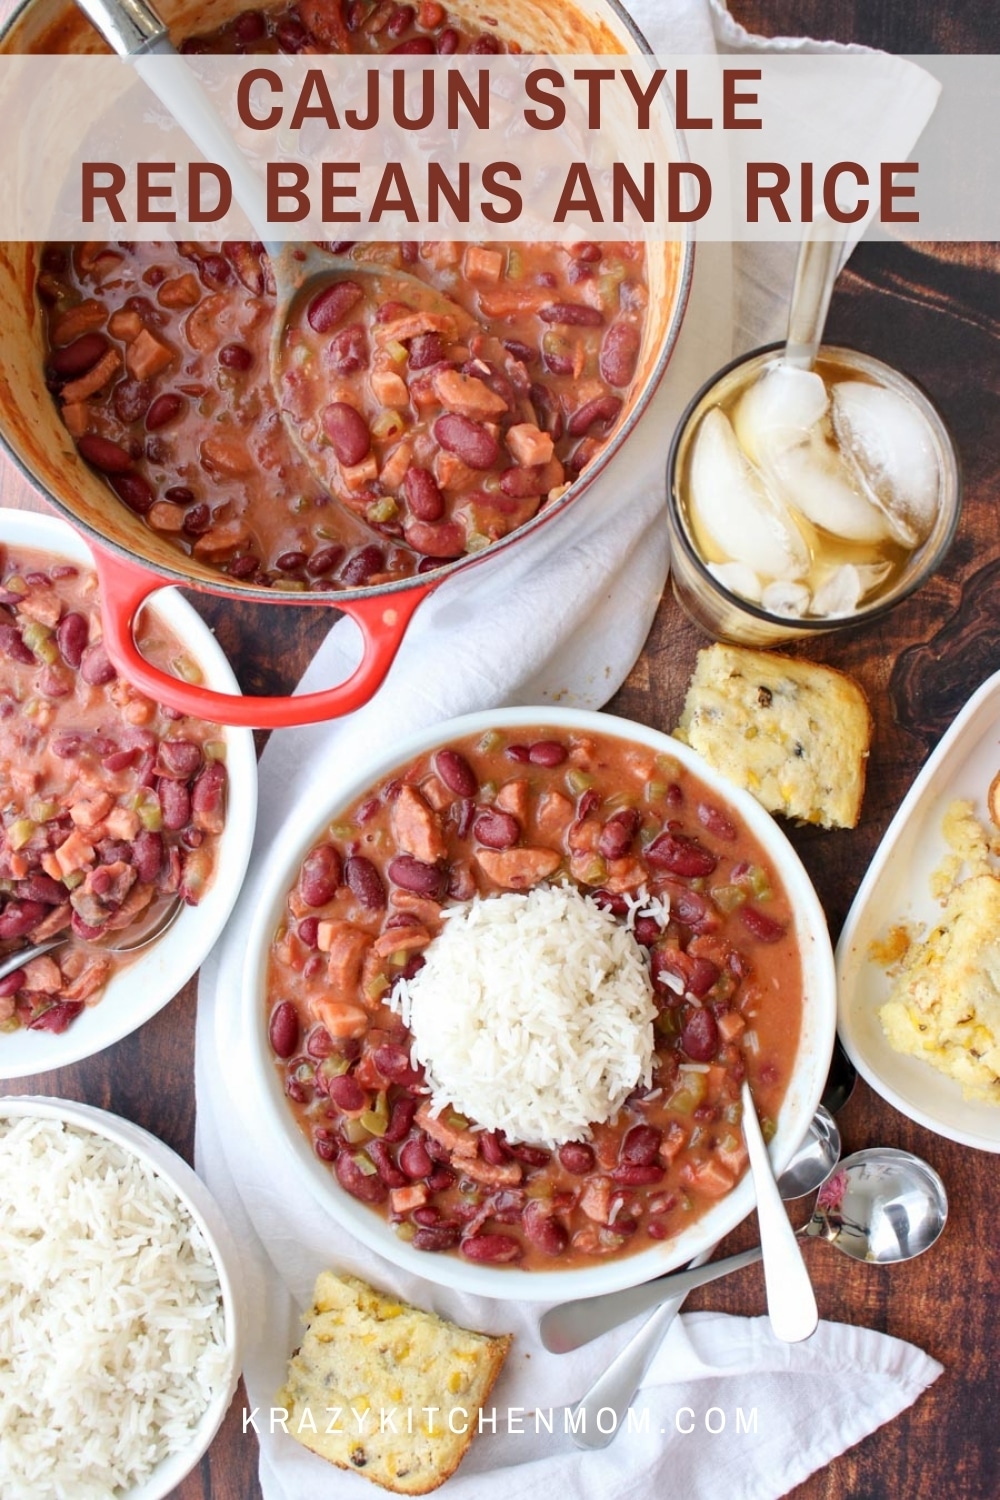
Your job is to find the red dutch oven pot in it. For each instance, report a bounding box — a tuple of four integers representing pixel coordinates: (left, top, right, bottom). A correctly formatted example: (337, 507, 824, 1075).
(0, 0, 692, 728)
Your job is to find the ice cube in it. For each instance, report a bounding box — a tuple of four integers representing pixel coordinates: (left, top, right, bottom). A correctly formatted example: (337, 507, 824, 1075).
(707, 560, 763, 603)
(688, 408, 809, 581)
(810, 564, 863, 617)
(733, 363, 829, 466)
(761, 580, 811, 617)
(765, 430, 891, 545)
(832, 381, 940, 547)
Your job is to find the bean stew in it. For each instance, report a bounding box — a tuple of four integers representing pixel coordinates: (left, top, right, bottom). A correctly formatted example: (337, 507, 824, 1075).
(0, 546, 227, 1036)
(35, 2, 652, 591)
(266, 725, 804, 1269)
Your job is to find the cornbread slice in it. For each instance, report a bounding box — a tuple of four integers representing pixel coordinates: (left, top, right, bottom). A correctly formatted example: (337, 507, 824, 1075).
(276, 1271, 511, 1494)
(878, 801, 1000, 1103)
(673, 643, 872, 828)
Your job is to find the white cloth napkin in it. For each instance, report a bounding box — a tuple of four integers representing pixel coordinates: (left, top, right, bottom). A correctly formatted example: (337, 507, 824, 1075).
(195, 3, 943, 1495)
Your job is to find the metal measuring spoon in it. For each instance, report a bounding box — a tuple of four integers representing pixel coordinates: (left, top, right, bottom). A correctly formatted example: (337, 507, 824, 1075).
(542, 1105, 842, 1356)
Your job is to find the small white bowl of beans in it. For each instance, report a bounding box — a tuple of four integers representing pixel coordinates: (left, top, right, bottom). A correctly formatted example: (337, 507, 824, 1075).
(0, 508, 256, 1077)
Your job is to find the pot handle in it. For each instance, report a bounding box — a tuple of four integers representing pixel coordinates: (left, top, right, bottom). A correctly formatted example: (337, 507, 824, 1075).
(92, 548, 430, 729)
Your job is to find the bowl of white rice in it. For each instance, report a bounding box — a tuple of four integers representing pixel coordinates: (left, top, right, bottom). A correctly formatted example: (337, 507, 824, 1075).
(239, 707, 837, 1300)
(0, 1096, 244, 1500)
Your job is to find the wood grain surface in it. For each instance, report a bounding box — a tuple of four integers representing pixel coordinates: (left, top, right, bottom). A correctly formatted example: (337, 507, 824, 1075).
(1, 1, 998, 1497)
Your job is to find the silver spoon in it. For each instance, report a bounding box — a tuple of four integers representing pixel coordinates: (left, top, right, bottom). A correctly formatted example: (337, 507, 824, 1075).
(783, 213, 846, 370)
(542, 1105, 841, 1358)
(0, 895, 183, 983)
(75, 0, 479, 515)
(740, 1079, 818, 1343)
(558, 1107, 841, 1450)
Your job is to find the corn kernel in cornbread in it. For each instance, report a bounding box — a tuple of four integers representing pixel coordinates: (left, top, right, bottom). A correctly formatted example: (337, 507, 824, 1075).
(276, 1271, 511, 1494)
(878, 800, 1000, 1104)
(674, 644, 872, 829)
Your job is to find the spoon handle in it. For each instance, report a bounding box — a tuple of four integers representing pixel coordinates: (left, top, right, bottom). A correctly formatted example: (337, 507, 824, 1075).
(741, 1082, 818, 1343)
(784, 217, 844, 369)
(566, 1292, 688, 1450)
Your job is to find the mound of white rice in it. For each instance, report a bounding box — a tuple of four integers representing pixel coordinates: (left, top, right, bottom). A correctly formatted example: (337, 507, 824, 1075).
(0, 1116, 229, 1500)
(392, 884, 661, 1147)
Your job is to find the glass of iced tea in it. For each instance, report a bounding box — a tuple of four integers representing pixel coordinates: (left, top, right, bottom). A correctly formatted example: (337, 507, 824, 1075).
(665, 343, 961, 646)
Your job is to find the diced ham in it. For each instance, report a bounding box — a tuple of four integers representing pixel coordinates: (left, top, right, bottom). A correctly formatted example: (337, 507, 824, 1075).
(310, 997, 369, 1039)
(108, 308, 143, 341)
(460, 1157, 523, 1187)
(61, 402, 90, 438)
(603, 856, 648, 894)
(568, 818, 601, 853)
(415, 1101, 477, 1156)
(432, 368, 508, 419)
(370, 369, 410, 408)
(375, 311, 456, 345)
(463, 245, 504, 284)
(390, 1184, 429, 1214)
(192, 520, 253, 561)
(53, 829, 96, 876)
(389, 890, 441, 926)
(60, 348, 121, 404)
(680, 1158, 737, 1198)
(372, 924, 430, 958)
(476, 846, 562, 890)
(377, 440, 412, 492)
(495, 778, 528, 822)
(391, 785, 448, 864)
(535, 790, 574, 839)
(200, 433, 253, 477)
(342, 456, 379, 489)
(61, 953, 112, 1003)
(157, 273, 201, 308)
(70, 791, 114, 830)
(126, 328, 174, 379)
(16, 586, 62, 628)
(51, 299, 105, 344)
(505, 423, 554, 467)
(21, 956, 62, 994)
(316, 920, 373, 996)
(580, 1176, 613, 1223)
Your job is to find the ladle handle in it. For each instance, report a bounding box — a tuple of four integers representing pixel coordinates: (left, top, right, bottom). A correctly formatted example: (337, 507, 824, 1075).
(92, 547, 432, 729)
(741, 1081, 818, 1343)
(73, 0, 275, 248)
(784, 219, 845, 370)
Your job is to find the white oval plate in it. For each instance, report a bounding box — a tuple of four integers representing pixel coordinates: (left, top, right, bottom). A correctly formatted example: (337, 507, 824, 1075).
(837, 668, 1000, 1152)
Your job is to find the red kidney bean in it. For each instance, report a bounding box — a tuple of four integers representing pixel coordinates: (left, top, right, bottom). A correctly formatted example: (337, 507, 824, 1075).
(386, 3, 414, 35)
(111, 473, 155, 515)
(112, 378, 152, 425)
(681, 1007, 719, 1062)
(508, 1142, 550, 1167)
(54, 612, 88, 668)
(17, 873, 64, 905)
(268, 1000, 299, 1059)
(528, 740, 567, 766)
(306, 544, 347, 577)
(28, 1001, 84, 1033)
(232, 8, 266, 43)
(297, 917, 320, 950)
(599, 321, 641, 388)
(328, 1072, 367, 1112)
(539, 303, 604, 327)
(368, 1139, 408, 1189)
(556, 1148, 595, 1187)
(0, 624, 34, 664)
(197, 253, 231, 287)
(399, 1136, 434, 1179)
(620, 1124, 663, 1167)
(156, 738, 203, 779)
(611, 1162, 664, 1186)
(388, 854, 447, 899)
(102, 748, 137, 772)
(668, 885, 719, 934)
(479, 1131, 510, 1166)
(688, 956, 721, 998)
(308, 280, 364, 333)
(433, 413, 499, 469)
(697, 802, 738, 842)
(541, 345, 573, 376)
(156, 778, 189, 832)
(129, 830, 163, 884)
(498, 465, 547, 499)
(522, 1200, 568, 1256)
(403, 466, 445, 522)
(460, 1232, 523, 1263)
(408, 331, 445, 369)
(404, 519, 464, 559)
(145, 393, 184, 431)
(571, 242, 602, 261)
(426, 1166, 455, 1192)
(632, 915, 660, 947)
(50, 332, 108, 379)
(335, 1150, 388, 1203)
(182, 504, 211, 536)
(327, 323, 368, 375)
(0, 900, 47, 940)
(218, 341, 253, 371)
(322, 402, 371, 466)
(77, 434, 133, 474)
(312, 1127, 336, 1157)
(473, 809, 520, 849)
(391, 35, 435, 51)
(530, 381, 564, 440)
(740, 906, 787, 943)
(372, 1044, 421, 1085)
(50, 732, 80, 759)
(468, 33, 500, 52)
(436, 26, 459, 53)
(597, 807, 640, 860)
(345, 855, 386, 909)
(302, 1026, 332, 1061)
(340, 544, 386, 586)
(0, 968, 25, 997)
(383, 1095, 419, 1143)
(192, 761, 227, 823)
(80, 643, 116, 685)
(434, 749, 477, 798)
(646, 830, 718, 878)
(412, 1222, 461, 1251)
(299, 844, 343, 907)
(275, 551, 307, 574)
(568, 393, 623, 437)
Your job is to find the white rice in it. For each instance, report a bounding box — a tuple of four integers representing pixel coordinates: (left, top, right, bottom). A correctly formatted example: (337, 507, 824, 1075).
(0, 1116, 229, 1500)
(391, 884, 662, 1148)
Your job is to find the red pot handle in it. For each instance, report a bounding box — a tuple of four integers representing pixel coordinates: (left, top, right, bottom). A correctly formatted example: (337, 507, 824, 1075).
(92, 547, 431, 729)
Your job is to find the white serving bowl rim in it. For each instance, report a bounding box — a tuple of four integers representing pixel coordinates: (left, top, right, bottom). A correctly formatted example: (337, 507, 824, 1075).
(242, 705, 836, 1302)
(0, 507, 257, 1079)
(0, 1093, 243, 1500)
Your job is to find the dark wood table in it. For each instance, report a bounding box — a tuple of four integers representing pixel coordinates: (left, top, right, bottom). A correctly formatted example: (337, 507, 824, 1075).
(2, 2, 998, 1496)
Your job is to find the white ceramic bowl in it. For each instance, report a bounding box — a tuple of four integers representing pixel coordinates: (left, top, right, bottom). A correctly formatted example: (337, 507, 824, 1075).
(0, 508, 257, 1078)
(241, 707, 837, 1301)
(0, 1094, 244, 1500)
